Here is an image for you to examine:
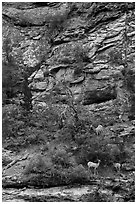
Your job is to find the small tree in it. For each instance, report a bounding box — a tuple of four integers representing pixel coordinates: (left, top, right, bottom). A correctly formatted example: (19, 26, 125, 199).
(46, 12, 68, 46)
(53, 79, 80, 129)
(2, 39, 22, 104)
(21, 71, 33, 112)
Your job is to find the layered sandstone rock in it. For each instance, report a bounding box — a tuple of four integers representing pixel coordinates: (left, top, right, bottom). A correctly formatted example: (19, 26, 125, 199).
(2, 2, 135, 107)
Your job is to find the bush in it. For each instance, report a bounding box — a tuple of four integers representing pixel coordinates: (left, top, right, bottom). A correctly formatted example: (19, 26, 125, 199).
(2, 103, 63, 149)
(108, 49, 123, 66)
(30, 104, 60, 131)
(46, 12, 69, 45)
(24, 154, 51, 175)
(23, 170, 63, 187)
(69, 164, 89, 183)
(2, 104, 25, 140)
(2, 39, 21, 103)
(73, 44, 89, 63)
(2, 62, 20, 102)
(23, 165, 89, 187)
(49, 13, 68, 32)
(23, 146, 90, 187)
(52, 148, 71, 168)
(72, 44, 90, 78)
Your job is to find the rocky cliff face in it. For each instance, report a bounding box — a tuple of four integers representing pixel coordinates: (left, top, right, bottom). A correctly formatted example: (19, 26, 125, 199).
(2, 2, 135, 112)
(2, 4, 135, 199)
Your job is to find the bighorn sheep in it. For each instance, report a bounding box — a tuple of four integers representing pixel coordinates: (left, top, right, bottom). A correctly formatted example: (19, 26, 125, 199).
(87, 159, 101, 175)
(95, 125, 104, 135)
(119, 114, 123, 121)
(114, 163, 121, 172)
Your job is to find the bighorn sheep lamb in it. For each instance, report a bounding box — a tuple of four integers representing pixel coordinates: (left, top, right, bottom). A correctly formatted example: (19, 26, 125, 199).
(114, 163, 121, 172)
(87, 159, 101, 175)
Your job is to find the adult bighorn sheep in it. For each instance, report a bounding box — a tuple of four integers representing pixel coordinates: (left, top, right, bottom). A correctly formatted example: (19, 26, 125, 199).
(90, 124, 104, 135)
(114, 163, 121, 172)
(95, 125, 104, 135)
(87, 159, 101, 175)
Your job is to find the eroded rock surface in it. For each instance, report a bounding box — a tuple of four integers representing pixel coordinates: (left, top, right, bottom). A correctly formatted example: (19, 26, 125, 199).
(2, 2, 135, 105)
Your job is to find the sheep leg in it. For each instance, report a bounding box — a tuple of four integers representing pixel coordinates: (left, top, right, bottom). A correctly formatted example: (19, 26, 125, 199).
(94, 168, 96, 175)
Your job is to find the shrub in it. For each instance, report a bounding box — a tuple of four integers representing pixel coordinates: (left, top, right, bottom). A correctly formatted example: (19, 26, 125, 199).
(31, 104, 60, 131)
(23, 144, 90, 187)
(52, 149, 71, 168)
(2, 39, 21, 103)
(2, 62, 20, 102)
(69, 164, 89, 183)
(49, 13, 68, 32)
(72, 44, 90, 78)
(73, 44, 89, 63)
(23, 155, 90, 187)
(55, 164, 89, 185)
(2, 104, 25, 140)
(108, 49, 123, 66)
(24, 154, 51, 175)
(46, 12, 69, 45)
